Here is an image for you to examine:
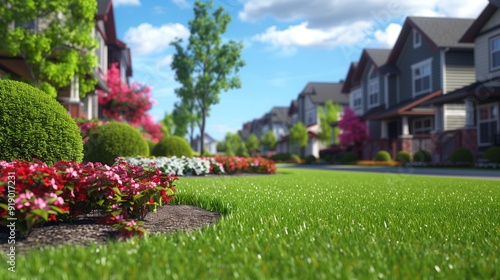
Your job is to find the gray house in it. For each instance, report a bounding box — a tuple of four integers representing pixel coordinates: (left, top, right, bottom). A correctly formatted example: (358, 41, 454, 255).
(345, 16, 476, 160)
(425, 0, 500, 158)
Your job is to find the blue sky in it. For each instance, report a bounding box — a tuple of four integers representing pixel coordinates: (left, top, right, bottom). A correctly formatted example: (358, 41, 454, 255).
(112, 0, 488, 141)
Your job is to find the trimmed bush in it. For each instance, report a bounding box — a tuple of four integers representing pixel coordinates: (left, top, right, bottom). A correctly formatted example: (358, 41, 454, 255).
(270, 153, 301, 163)
(414, 150, 432, 162)
(374, 150, 391, 162)
(147, 140, 157, 156)
(323, 153, 334, 164)
(451, 147, 473, 164)
(339, 152, 358, 165)
(84, 122, 149, 165)
(0, 80, 83, 164)
(304, 155, 317, 164)
(396, 150, 411, 163)
(152, 135, 193, 158)
(483, 146, 500, 164)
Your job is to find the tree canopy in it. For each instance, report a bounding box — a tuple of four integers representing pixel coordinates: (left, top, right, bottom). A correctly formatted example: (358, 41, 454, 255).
(0, 0, 98, 97)
(317, 101, 343, 144)
(260, 130, 277, 151)
(338, 107, 369, 146)
(289, 122, 308, 148)
(245, 133, 260, 154)
(171, 0, 245, 156)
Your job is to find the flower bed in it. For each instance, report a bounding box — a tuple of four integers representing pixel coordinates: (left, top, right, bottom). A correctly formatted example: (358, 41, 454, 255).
(121, 156, 277, 175)
(0, 159, 177, 239)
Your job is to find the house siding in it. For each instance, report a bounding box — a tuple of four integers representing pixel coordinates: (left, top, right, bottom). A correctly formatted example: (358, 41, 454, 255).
(444, 103, 466, 130)
(475, 17, 500, 79)
(362, 61, 385, 111)
(396, 30, 442, 102)
(387, 74, 398, 107)
(445, 51, 475, 93)
(368, 120, 381, 139)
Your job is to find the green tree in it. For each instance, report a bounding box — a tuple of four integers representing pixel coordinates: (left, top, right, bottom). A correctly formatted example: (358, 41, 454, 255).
(161, 111, 175, 137)
(261, 130, 277, 151)
(317, 101, 343, 144)
(223, 132, 241, 156)
(171, 0, 245, 156)
(236, 142, 249, 157)
(245, 133, 260, 155)
(0, 1, 98, 98)
(290, 122, 308, 148)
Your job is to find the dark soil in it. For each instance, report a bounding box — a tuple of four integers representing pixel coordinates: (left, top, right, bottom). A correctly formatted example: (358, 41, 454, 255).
(0, 205, 220, 254)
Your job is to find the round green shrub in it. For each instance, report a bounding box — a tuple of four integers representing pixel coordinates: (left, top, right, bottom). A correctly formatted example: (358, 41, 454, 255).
(84, 122, 149, 165)
(483, 146, 500, 164)
(323, 153, 334, 164)
(396, 150, 411, 163)
(339, 152, 358, 165)
(270, 153, 301, 163)
(374, 150, 391, 162)
(304, 155, 317, 164)
(413, 150, 432, 162)
(0, 80, 83, 164)
(147, 140, 157, 156)
(152, 135, 193, 157)
(451, 147, 473, 164)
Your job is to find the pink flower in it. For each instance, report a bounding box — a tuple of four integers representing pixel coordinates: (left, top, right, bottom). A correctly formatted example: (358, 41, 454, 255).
(31, 198, 48, 210)
(126, 220, 136, 227)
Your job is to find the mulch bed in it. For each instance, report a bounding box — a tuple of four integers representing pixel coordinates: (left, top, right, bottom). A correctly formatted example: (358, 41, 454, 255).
(0, 205, 220, 254)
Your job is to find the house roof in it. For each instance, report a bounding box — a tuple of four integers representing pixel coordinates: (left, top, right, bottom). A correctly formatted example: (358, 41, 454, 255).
(368, 90, 442, 120)
(387, 17, 475, 64)
(461, 1, 500, 42)
(299, 82, 349, 105)
(352, 48, 391, 83)
(341, 62, 358, 94)
(422, 77, 500, 105)
(288, 100, 298, 116)
(262, 107, 291, 126)
(97, 0, 111, 16)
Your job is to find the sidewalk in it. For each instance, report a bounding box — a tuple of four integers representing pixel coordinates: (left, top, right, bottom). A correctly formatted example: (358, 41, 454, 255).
(286, 164, 500, 180)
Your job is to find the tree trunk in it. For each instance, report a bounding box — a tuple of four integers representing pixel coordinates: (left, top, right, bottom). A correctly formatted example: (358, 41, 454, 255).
(200, 107, 207, 156)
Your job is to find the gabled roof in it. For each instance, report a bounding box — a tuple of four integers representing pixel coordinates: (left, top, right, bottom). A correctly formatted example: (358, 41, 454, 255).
(299, 82, 349, 105)
(352, 48, 391, 83)
(387, 17, 475, 64)
(341, 62, 358, 94)
(461, 1, 500, 42)
(263, 107, 291, 126)
(288, 100, 298, 116)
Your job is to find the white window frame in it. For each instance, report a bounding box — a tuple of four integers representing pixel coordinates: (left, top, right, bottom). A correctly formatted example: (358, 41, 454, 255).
(351, 87, 363, 112)
(477, 103, 499, 146)
(490, 35, 500, 71)
(412, 117, 433, 135)
(367, 66, 379, 109)
(413, 29, 422, 48)
(411, 58, 433, 97)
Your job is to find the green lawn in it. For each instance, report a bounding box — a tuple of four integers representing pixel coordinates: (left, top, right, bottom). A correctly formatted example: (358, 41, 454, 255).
(3, 168, 499, 279)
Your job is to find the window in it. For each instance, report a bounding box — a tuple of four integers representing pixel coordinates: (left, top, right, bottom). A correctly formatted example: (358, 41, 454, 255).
(413, 29, 422, 48)
(368, 66, 379, 108)
(478, 104, 498, 145)
(351, 88, 362, 110)
(412, 58, 432, 96)
(412, 118, 433, 134)
(490, 36, 500, 71)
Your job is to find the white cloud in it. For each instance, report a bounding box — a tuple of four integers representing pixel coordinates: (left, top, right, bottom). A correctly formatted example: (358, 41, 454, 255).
(172, 0, 191, 9)
(113, 0, 140, 7)
(374, 23, 402, 47)
(156, 55, 174, 68)
(242, 0, 488, 51)
(252, 21, 372, 49)
(124, 23, 189, 55)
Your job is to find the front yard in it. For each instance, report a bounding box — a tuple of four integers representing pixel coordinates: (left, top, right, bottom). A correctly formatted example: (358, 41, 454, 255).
(2, 168, 499, 279)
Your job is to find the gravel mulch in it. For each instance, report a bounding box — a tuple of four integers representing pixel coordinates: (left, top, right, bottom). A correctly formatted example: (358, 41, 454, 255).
(0, 205, 220, 254)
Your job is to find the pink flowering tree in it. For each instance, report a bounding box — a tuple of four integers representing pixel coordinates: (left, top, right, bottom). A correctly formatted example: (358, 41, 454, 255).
(338, 107, 369, 153)
(98, 63, 163, 142)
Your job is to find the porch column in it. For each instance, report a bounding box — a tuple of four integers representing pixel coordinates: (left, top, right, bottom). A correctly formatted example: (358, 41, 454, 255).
(381, 120, 388, 139)
(402, 116, 409, 136)
(465, 98, 475, 127)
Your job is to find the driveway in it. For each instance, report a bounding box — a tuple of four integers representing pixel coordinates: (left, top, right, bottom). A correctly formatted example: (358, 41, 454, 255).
(285, 164, 500, 181)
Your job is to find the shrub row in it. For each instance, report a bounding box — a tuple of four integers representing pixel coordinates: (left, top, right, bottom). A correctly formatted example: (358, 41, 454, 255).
(121, 156, 225, 176)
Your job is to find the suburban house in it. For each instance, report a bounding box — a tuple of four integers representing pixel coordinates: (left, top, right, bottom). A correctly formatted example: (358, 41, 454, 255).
(192, 133, 217, 155)
(238, 107, 291, 154)
(278, 81, 349, 158)
(344, 16, 476, 160)
(424, 0, 500, 160)
(0, 0, 132, 120)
